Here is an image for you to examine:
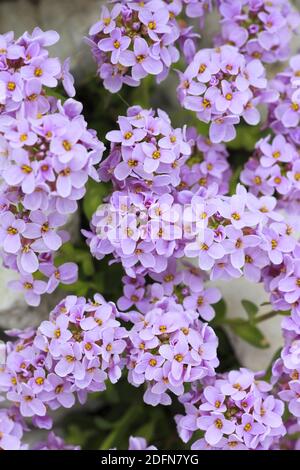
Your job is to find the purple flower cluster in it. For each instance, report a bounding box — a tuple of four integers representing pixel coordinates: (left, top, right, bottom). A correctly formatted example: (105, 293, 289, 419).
(85, 107, 232, 278)
(178, 44, 267, 143)
(0, 29, 105, 304)
(87, 1, 183, 92)
(102, 106, 191, 187)
(184, 184, 297, 287)
(0, 295, 127, 422)
(176, 368, 285, 450)
(241, 133, 300, 206)
(126, 295, 218, 406)
(217, 0, 300, 64)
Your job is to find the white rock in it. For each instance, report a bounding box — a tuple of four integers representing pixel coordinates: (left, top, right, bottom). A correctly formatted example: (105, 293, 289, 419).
(210, 278, 283, 371)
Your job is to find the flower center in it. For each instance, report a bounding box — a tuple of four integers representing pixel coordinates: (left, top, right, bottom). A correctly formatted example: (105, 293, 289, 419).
(63, 140, 72, 151)
(254, 176, 261, 185)
(21, 164, 32, 174)
(54, 328, 61, 338)
(24, 282, 33, 290)
(225, 93, 232, 101)
(7, 81, 16, 91)
(113, 40, 120, 49)
(149, 359, 157, 367)
(148, 21, 156, 30)
(7, 226, 18, 235)
(55, 384, 64, 394)
(294, 172, 300, 181)
(152, 150, 161, 159)
(174, 354, 183, 362)
(20, 133, 28, 142)
(124, 131, 133, 140)
(34, 67, 43, 77)
(215, 418, 223, 429)
(198, 63, 207, 73)
(231, 212, 240, 221)
(271, 239, 278, 249)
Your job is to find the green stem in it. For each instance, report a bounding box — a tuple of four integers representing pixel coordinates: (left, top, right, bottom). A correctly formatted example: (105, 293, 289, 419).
(99, 404, 142, 450)
(254, 311, 281, 324)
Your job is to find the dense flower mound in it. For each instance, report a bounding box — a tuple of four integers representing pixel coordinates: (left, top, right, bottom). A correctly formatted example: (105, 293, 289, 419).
(176, 368, 285, 450)
(125, 293, 219, 406)
(178, 44, 268, 143)
(87, 0, 185, 93)
(0, 29, 105, 305)
(216, 0, 300, 64)
(0, 295, 127, 422)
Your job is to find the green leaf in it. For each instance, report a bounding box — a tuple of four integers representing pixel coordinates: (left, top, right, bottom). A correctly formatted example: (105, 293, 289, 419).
(241, 299, 259, 321)
(227, 125, 263, 151)
(83, 180, 110, 220)
(94, 417, 114, 431)
(229, 166, 242, 195)
(227, 318, 270, 349)
(212, 298, 227, 326)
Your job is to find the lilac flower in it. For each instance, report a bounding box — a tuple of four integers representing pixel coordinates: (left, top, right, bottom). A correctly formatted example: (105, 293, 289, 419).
(61, 58, 75, 98)
(215, 81, 248, 115)
(98, 29, 131, 65)
(259, 135, 295, 168)
(279, 380, 300, 418)
(222, 226, 261, 269)
(89, 4, 122, 36)
(8, 383, 46, 417)
(120, 38, 163, 79)
(138, 8, 171, 42)
(198, 414, 235, 446)
(20, 56, 60, 87)
(183, 287, 221, 321)
(8, 275, 47, 306)
(106, 117, 146, 147)
(209, 115, 240, 144)
(40, 262, 78, 294)
(0, 211, 26, 253)
(185, 228, 225, 271)
(261, 227, 294, 265)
